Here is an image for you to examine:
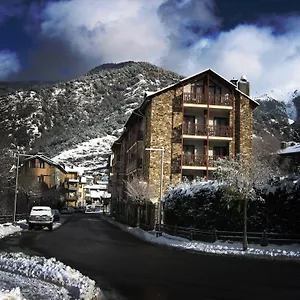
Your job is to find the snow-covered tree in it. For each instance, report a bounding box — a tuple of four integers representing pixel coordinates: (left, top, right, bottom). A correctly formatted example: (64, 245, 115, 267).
(125, 176, 155, 227)
(214, 155, 278, 250)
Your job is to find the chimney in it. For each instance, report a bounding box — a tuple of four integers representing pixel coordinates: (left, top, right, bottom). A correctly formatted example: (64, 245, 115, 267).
(238, 75, 250, 96)
(281, 141, 287, 149)
(230, 78, 238, 86)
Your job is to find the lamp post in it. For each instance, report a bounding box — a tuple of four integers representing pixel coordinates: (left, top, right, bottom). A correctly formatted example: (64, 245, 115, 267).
(13, 152, 35, 223)
(145, 147, 164, 236)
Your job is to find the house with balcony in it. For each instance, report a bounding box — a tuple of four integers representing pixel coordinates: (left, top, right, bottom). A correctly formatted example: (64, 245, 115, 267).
(109, 68, 259, 227)
(20, 154, 66, 189)
(64, 166, 84, 207)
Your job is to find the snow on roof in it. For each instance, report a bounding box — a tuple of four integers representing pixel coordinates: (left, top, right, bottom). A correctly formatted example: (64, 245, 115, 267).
(278, 143, 300, 155)
(65, 166, 85, 176)
(68, 179, 79, 183)
(144, 91, 155, 97)
(99, 191, 111, 198)
(90, 190, 101, 199)
(23, 154, 66, 173)
(84, 184, 107, 190)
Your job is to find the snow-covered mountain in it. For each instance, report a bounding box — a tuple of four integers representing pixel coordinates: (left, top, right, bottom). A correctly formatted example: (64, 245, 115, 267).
(253, 89, 300, 142)
(254, 89, 300, 123)
(0, 61, 183, 172)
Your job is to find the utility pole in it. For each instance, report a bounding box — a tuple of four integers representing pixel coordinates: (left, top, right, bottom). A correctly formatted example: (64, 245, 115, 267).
(145, 147, 164, 236)
(13, 152, 20, 223)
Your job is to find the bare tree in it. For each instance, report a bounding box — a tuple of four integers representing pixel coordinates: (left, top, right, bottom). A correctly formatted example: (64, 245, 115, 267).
(0, 137, 18, 214)
(125, 176, 154, 227)
(214, 155, 279, 250)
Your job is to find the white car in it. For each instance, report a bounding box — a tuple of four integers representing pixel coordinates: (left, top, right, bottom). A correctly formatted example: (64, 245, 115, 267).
(28, 206, 54, 231)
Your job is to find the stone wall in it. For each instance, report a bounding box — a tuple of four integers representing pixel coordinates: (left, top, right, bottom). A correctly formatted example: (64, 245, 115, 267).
(235, 95, 253, 159)
(145, 90, 175, 202)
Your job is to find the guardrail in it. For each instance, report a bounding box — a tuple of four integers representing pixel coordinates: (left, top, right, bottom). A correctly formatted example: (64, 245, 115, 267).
(0, 214, 27, 224)
(156, 224, 300, 246)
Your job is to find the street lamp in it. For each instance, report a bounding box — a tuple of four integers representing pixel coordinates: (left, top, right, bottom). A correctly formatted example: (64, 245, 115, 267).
(145, 147, 164, 236)
(13, 152, 35, 223)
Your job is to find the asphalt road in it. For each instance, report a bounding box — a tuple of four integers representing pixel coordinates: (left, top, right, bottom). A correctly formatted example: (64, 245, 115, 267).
(1, 214, 300, 300)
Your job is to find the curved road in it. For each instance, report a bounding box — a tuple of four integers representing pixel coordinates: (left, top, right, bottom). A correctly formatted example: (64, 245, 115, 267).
(1, 214, 300, 300)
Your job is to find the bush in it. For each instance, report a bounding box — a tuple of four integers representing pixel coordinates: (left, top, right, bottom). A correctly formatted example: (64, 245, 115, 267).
(163, 177, 300, 233)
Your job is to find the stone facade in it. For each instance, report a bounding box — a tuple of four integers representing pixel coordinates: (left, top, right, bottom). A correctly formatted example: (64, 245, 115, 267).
(144, 90, 175, 202)
(235, 94, 254, 159)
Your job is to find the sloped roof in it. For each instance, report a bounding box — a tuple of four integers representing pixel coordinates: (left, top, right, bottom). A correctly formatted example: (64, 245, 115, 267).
(23, 154, 67, 173)
(121, 68, 259, 132)
(143, 68, 259, 106)
(278, 143, 300, 155)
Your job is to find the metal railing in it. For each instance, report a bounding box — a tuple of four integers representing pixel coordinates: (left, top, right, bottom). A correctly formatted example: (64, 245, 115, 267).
(183, 92, 233, 106)
(182, 154, 227, 167)
(183, 123, 233, 137)
(156, 224, 300, 245)
(0, 214, 27, 224)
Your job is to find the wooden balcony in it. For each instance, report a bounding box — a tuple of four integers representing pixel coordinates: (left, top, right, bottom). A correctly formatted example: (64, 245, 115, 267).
(183, 92, 233, 106)
(182, 154, 227, 167)
(183, 123, 232, 138)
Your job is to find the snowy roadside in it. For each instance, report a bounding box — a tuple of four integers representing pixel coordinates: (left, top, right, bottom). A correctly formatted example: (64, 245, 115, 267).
(0, 220, 104, 300)
(102, 215, 300, 261)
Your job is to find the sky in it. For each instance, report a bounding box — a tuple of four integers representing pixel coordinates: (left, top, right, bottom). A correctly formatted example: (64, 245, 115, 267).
(1, 0, 300, 96)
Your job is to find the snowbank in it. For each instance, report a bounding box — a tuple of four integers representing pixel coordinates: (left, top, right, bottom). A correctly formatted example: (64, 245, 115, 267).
(0, 253, 102, 299)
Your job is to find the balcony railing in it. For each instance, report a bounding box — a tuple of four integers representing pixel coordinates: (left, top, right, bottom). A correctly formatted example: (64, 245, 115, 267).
(183, 123, 232, 137)
(182, 154, 227, 167)
(183, 92, 233, 106)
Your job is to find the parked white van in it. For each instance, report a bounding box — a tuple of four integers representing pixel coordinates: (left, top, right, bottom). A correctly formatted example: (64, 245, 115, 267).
(28, 206, 54, 231)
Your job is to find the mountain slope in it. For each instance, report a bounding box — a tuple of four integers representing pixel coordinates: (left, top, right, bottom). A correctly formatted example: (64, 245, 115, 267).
(0, 61, 183, 172)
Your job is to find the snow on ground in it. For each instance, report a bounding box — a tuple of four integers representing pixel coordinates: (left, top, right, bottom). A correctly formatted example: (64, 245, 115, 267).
(0, 222, 24, 239)
(103, 216, 300, 260)
(0, 220, 103, 300)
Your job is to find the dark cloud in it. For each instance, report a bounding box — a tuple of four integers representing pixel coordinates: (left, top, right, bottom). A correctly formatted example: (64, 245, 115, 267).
(9, 37, 91, 81)
(0, 0, 26, 24)
(158, 0, 220, 48)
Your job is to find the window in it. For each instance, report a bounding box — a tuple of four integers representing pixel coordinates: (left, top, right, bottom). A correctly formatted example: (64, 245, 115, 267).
(191, 80, 204, 96)
(184, 116, 195, 134)
(38, 175, 44, 182)
(29, 160, 36, 168)
(214, 117, 228, 126)
(213, 147, 228, 157)
(38, 161, 45, 168)
(183, 145, 195, 155)
(209, 81, 222, 95)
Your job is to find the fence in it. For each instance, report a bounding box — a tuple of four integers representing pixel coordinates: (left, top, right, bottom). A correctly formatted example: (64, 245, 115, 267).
(156, 224, 300, 246)
(0, 214, 27, 224)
